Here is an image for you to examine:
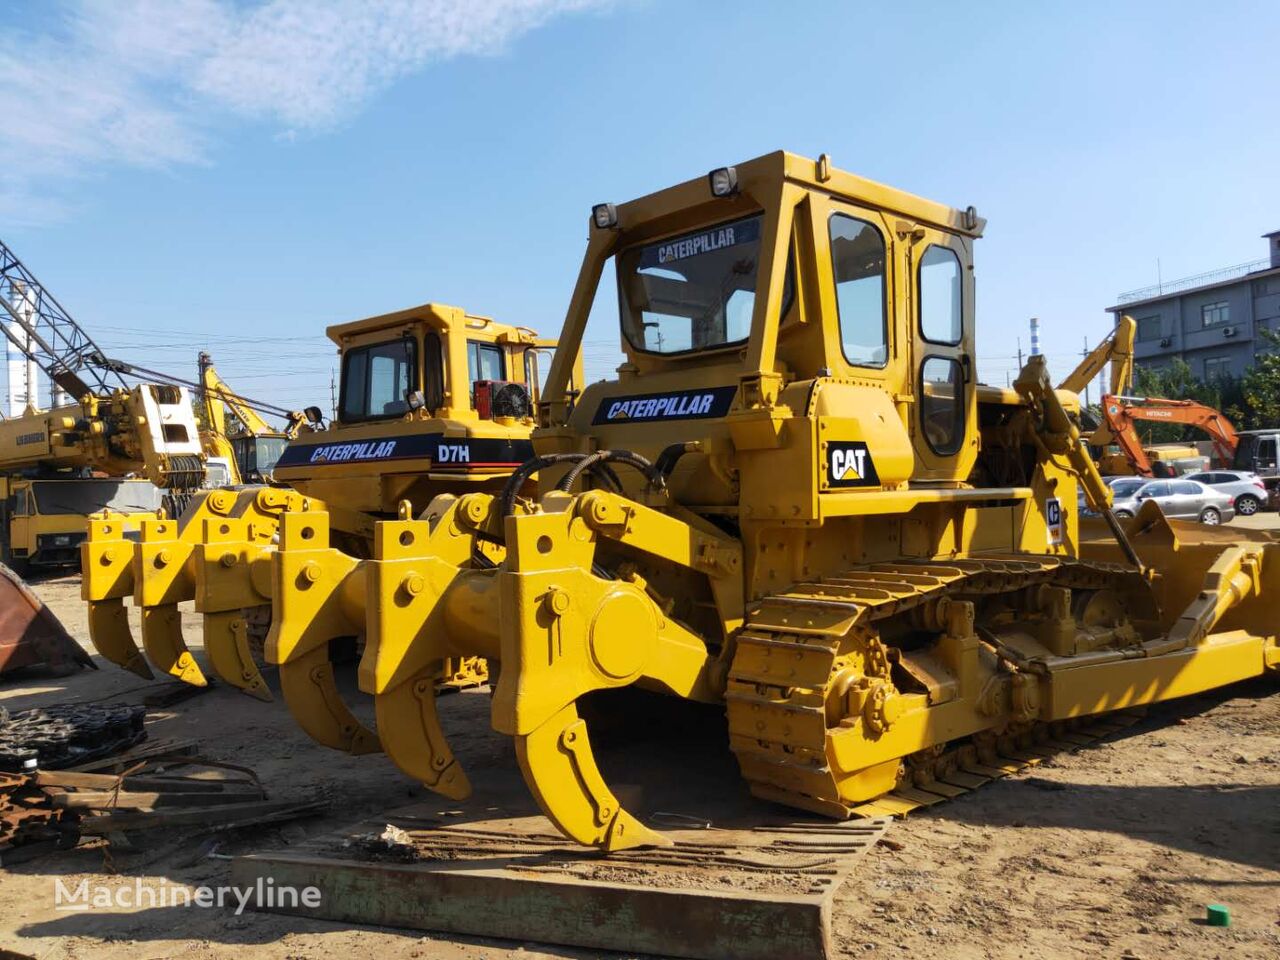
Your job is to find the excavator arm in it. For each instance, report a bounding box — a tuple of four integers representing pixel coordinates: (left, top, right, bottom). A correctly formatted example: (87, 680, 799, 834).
(1100, 395, 1240, 477)
(1058, 315, 1135, 396)
(199, 352, 278, 438)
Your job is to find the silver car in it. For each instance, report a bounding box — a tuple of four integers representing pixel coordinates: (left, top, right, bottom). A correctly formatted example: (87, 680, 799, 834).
(1111, 478, 1234, 525)
(1183, 470, 1269, 517)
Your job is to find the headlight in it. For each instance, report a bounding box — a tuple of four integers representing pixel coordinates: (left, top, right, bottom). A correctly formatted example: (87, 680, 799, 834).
(592, 203, 618, 229)
(707, 166, 739, 197)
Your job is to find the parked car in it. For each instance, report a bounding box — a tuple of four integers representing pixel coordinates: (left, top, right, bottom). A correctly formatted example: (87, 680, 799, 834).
(1110, 478, 1234, 524)
(1183, 470, 1269, 517)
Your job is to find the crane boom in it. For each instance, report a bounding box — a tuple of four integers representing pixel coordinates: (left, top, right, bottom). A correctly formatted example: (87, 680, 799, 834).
(0, 238, 126, 400)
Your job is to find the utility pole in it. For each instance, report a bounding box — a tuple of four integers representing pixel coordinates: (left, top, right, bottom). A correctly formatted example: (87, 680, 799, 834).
(330, 370, 338, 421)
(1082, 337, 1092, 407)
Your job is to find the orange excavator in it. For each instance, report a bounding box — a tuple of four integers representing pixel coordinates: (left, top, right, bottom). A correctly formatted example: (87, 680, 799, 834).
(1100, 394, 1239, 477)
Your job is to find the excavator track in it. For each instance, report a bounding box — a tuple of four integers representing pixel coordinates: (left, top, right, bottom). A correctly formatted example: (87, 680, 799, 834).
(726, 554, 1153, 819)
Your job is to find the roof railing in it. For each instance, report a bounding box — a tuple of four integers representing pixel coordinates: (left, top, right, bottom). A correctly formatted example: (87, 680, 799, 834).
(1116, 257, 1273, 305)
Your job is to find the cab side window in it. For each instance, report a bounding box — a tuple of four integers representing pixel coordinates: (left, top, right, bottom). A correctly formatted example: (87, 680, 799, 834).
(467, 342, 505, 383)
(829, 215, 887, 367)
(920, 356, 964, 455)
(919, 245, 962, 344)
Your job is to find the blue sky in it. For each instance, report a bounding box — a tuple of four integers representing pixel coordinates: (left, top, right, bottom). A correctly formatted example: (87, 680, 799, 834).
(2, 0, 1276, 416)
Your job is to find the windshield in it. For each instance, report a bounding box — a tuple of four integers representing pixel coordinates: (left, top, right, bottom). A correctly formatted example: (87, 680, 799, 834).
(340, 338, 418, 422)
(241, 436, 289, 477)
(619, 214, 777, 355)
(30, 480, 164, 516)
(1109, 478, 1145, 498)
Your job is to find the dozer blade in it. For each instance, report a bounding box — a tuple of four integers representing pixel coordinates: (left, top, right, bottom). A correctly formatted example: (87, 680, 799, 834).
(204, 610, 271, 701)
(515, 702, 670, 851)
(87, 599, 153, 679)
(140, 604, 206, 686)
(270, 511, 379, 754)
(82, 515, 150, 676)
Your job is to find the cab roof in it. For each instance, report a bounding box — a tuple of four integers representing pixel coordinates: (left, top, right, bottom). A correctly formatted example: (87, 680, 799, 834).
(326, 302, 540, 346)
(612, 150, 985, 240)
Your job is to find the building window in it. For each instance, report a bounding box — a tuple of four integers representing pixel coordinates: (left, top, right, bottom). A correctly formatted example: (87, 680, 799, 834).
(1136, 315, 1161, 341)
(1201, 301, 1230, 327)
(1204, 356, 1232, 380)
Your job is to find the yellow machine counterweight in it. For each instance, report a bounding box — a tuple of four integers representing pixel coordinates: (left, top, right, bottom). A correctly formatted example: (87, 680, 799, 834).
(267, 152, 1279, 851)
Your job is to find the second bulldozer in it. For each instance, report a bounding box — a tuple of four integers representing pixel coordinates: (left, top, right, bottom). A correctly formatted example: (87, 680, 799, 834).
(84, 302, 567, 756)
(269, 151, 1279, 850)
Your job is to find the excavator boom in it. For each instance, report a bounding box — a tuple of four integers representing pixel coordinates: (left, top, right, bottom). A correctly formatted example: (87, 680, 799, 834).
(1101, 394, 1239, 476)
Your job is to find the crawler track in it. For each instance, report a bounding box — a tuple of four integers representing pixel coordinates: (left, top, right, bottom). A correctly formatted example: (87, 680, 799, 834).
(726, 555, 1153, 818)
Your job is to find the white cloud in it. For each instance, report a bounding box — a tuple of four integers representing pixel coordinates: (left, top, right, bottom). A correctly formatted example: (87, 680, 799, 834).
(0, 0, 610, 224)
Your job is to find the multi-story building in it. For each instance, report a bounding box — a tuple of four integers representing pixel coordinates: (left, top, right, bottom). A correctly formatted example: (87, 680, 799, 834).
(1107, 230, 1280, 380)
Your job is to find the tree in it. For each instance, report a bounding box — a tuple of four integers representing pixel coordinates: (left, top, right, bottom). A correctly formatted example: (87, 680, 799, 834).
(1240, 329, 1280, 428)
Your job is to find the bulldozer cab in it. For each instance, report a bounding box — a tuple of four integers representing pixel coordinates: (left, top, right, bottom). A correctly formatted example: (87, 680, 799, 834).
(539, 151, 983, 505)
(272, 302, 572, 514)
(329, 303, 556, 426)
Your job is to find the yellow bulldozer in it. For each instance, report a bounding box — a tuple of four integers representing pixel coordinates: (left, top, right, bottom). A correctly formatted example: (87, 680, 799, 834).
(265, 151, 1279, 851)
(83, 302, 569, 757)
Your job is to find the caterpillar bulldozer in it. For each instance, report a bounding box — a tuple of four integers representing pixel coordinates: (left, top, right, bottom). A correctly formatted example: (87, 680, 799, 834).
(265, 151, 1280, 851)
(83, 303, 569, 758)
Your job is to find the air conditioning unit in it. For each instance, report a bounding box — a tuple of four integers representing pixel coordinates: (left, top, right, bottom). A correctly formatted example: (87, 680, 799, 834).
(1223, 325, 1237, 337)
(473, 380, 532, 420)
(1159, 337, 1171, 348)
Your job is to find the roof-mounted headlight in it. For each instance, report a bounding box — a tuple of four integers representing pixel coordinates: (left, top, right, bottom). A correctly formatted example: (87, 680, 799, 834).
(592, 203, 618, 229)
(708, 166, 739, 197)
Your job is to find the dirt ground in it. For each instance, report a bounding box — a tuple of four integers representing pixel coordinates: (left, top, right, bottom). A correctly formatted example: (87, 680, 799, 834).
(2, 514, 1278, 960)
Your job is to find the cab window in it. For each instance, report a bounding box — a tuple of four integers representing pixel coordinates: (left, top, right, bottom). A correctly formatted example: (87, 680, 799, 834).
(468, 341, 505, 383)
(340, 339, 417, 422)
(920, 356, 964, 455)
(919, 245, 963, 344)
(620, 214, 771, 355)
(829, 214, 887, 367)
